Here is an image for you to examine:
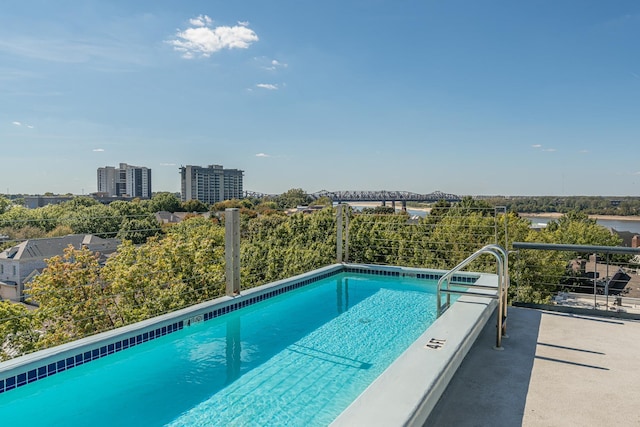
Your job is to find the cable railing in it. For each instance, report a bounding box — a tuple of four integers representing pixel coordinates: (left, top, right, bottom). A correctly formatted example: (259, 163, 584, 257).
(510, 242, 640, 316)
(1, 202, 510, 360)
(2, 198, 639, 362)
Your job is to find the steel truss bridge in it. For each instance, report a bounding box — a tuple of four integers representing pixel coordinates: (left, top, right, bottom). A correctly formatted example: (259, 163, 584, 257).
(244, 190, 462, 208)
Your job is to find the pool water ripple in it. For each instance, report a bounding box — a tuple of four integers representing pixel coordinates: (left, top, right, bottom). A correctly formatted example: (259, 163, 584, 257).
(0, 274, 442, 427)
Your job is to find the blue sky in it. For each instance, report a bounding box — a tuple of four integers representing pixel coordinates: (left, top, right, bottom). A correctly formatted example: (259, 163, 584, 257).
(2, 0, 639, 197)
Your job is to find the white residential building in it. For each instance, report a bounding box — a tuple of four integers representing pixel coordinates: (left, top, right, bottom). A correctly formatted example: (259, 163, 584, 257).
(180, 165, 244, 204)
(0, 235, 120, 302)
(97, 163, 152, 198)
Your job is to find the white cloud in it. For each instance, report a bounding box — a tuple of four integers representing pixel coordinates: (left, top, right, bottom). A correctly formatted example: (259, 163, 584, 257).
(12, 121, 36, 128)
(189, 15, 213, 27)
(272, 59, 287, 68)
(579, 149, 589, 153)
(261, 58, 288, 71)
(531, 144, 541, 148)
(542, 148, 557, 152)
(93, 148, 105, 152)
(237, 21, 250, 27)
(256, 83, 278, 90)
(159, 162, 176, 166)
(253, 56, 289, 71)
(256, 153, 271, 158)
(169, 16, 259, 59)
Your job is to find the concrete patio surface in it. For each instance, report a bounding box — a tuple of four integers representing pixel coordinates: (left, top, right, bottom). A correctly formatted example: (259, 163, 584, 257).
(425, 306, 640, 426)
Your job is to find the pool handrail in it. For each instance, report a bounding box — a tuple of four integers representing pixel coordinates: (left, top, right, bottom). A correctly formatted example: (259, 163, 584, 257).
(437, 244, 509, 349)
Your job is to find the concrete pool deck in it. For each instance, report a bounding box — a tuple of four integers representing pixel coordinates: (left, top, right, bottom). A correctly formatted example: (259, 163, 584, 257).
(425, 306, 640, 426)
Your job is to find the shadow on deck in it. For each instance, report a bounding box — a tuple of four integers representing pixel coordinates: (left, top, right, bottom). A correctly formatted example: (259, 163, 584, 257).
(425, 306, 640, 426)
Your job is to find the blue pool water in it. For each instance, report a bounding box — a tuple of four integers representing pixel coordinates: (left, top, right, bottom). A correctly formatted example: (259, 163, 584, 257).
(0, 273, 444, 426)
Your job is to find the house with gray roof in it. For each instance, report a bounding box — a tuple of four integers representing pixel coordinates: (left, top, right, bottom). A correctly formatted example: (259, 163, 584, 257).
(0, 235, 120, 302)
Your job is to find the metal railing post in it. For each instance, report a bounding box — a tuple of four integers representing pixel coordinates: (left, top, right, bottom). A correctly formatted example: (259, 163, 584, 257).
(605, 253, 610, 310)
(336, 204, 343, 262)
(225, 208, 240, 296)
(593, 252, 597, 309)
(345, 207, 350, 263)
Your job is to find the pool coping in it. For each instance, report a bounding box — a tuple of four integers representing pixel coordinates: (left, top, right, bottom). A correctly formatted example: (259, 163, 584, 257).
(0, 263, 495, 414)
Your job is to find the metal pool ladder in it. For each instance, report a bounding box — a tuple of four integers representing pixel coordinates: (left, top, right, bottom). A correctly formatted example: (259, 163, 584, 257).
(437, 244, 509, 349)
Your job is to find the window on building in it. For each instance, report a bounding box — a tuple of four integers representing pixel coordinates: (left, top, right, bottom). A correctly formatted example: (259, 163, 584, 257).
(13, 265, 16, 276)
(0, 264, 3, 274)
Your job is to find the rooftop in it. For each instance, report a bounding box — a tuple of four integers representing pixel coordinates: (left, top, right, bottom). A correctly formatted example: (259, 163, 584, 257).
(0, 234, 120, 261)
(425, 306, 640, 426)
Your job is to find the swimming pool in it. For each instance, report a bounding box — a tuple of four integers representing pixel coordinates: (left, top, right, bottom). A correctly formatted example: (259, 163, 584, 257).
(0, 264, 497, 426)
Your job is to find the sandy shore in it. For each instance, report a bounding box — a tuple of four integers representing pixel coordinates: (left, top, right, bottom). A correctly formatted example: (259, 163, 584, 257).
(347, 205, 640, 222)
(346, 202, 430, 213)
(521, 212, 640, 222)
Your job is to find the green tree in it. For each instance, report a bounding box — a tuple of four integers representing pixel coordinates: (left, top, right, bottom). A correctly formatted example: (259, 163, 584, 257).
(346, 211, 408, 265)
(146, 192, 182, 213)
(241, 208, 336, 286)
(424, 200, 451, 226)
(47, 224, 75, 237)
(255, 201, 279, 214)
(30, 204, 65, 232)
(0, 196, 10, 214)
(182, 199, 209, 212)
(61, 204, 121, 238)
(111, 200, 161, 243)
(543, 211, 621, 246)
(0, 225, 47, 242)
(0, 301, 39, 361)
(28, 246, 117, 348)
(275, 188, 312, 209)
(211, 199, 244, 211)
(361, 206, 396, 215)
(65, 196, 100, 208)
(312, 196, 333, 207)
(117, 216, 161, 244)
(102, 217, 226, 324)
(0, 206, 36, 230)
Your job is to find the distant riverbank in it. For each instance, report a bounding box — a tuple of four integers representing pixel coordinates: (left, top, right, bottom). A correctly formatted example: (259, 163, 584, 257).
(345, 204, 640, 233)
(348, 205, 640, 223)
(521, 213, 640, 234)
(521, 212, 640, 222)
(346, 202, 430, 213)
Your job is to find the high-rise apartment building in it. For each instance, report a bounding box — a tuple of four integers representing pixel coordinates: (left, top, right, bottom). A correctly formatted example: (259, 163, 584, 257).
(97, 163, 152, 198)
(97, 166, 118, 197)
(180, 165, 244, 204)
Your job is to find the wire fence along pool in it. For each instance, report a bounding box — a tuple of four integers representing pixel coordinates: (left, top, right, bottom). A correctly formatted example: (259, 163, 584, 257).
(1, 201, 639, 362)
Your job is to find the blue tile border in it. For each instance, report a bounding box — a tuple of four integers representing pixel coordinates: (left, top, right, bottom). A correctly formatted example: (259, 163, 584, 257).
(0, 269, 341, 395)
(343, 266, 477, 285)
(0, 320, 184, 395)
(201, 270, 339, 322)
(0, 265, 475, 395)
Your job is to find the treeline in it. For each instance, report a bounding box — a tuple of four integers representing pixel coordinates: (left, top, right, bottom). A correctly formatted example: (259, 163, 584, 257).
(0, 189, 329, 249)
(479, 196, 640, 216)
(0, 193, 193, 247)
(0, 196, 624, 361)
